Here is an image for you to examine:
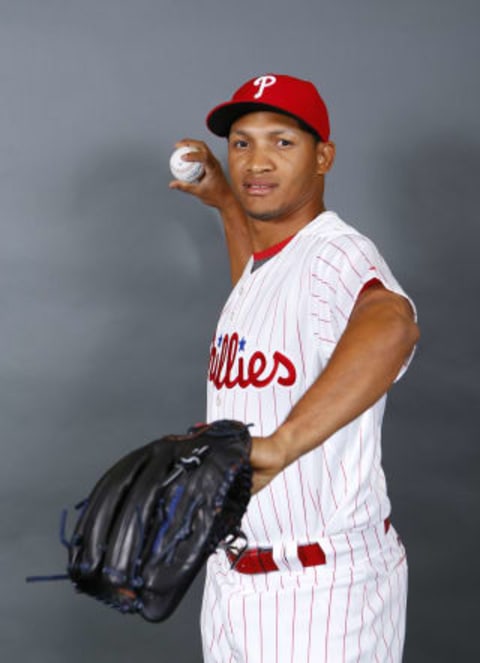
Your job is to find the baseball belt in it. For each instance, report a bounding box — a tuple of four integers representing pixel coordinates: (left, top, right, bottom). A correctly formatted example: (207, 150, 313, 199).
(227, 518, 391, 575)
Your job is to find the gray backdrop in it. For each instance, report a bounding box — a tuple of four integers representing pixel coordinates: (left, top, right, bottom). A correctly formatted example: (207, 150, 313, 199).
(1, 1, 478, 661)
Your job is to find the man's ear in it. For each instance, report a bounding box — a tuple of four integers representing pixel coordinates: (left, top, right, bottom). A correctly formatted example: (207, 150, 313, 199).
(316, 141, 336, 175)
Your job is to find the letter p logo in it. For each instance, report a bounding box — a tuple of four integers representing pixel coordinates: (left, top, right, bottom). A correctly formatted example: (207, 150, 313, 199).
(253, 75, 277, 99)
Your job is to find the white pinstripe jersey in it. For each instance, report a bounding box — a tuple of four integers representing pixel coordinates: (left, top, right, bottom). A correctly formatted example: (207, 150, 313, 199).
(206, 211, 413, 549)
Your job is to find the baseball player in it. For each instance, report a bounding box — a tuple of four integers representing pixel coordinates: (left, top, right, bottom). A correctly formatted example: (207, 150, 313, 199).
(170, 74, 419, 663)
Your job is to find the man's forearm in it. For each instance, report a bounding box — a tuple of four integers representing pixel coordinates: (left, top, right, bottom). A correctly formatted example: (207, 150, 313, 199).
(218, 192, 252, 284)
(169, 139, 252, 285)
(250, 287, 419, 492)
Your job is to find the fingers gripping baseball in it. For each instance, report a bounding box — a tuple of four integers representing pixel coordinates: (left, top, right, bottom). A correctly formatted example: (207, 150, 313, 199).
(170, 145, 205, 183)
(169, 139, 233, 209)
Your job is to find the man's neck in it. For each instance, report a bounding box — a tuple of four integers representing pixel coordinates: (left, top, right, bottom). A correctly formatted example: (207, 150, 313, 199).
(249, 205, 326, 253)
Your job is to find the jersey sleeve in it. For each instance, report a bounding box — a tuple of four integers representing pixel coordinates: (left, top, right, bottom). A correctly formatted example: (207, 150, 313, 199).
(309, 232, 417, 381)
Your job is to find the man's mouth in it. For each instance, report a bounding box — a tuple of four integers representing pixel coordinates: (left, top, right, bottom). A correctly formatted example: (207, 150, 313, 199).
(243, 180, 277, 196)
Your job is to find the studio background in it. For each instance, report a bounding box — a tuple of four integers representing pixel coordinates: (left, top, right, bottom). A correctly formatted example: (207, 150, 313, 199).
(1, 1, 478, 661)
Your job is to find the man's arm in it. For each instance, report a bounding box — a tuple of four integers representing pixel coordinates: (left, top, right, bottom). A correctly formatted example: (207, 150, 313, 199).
(169, 139, 252, 284)
(250, 284, 420, 493)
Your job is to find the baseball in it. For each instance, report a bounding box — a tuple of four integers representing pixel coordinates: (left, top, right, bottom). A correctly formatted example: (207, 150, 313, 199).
(169, 146, 205, 182)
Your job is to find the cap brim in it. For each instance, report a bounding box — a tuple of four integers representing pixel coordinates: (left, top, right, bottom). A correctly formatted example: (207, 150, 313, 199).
(206, 101, 292, 137)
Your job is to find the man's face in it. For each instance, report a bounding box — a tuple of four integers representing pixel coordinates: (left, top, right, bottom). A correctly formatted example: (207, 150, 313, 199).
(227, 111, 327, 225)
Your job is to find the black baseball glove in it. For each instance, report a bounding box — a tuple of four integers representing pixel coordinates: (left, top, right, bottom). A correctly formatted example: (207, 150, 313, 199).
(65, 420, 252, 622)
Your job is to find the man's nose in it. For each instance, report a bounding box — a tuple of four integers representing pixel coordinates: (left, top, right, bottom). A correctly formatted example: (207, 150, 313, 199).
(246, 146, 274, 173)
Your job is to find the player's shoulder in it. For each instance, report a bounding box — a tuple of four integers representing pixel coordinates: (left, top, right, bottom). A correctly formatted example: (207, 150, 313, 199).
(297, 211, 378, 261)
(301, 210, 364, 242)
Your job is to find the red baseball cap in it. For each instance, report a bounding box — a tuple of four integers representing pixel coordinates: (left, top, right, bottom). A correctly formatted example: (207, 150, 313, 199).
(206, 73, 330, 141)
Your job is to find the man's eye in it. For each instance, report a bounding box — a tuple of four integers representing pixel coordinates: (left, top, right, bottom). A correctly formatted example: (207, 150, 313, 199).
(278, 138, 293, 147)
(232, 140, 248, 149)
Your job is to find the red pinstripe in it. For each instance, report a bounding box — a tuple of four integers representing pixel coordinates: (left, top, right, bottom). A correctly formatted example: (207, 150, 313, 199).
(243, 389, 249, 428)
(374, 574, 389, 659)
(365, 531, 390, 654)
(315, 255, 341, 274)
(310, 293, 330, 303)
(256, 493, 272, 541)
(360, 525, 388, 659)
(337, 274, 355, 301)
(315, 487, 327, 534)
(343, 533, 356, 661)
(342, 568, 354, 662)
(272, 384, 279, 429)
(330, 241, 364, 277)
(374, 528, 395, 663)
(281, 472, 295, 539)
(264, 568, 271, 595)
(373, 415, 390, 518)
(344, 236, 390, 285)
(364, 589, 381, 663)
(244, 509, 262, 550)
(345, 532, 355, 566)
(392, 553, 406, 657)
(268, 483, 285, 535)
(352, 426, 364, 529)
(340, 459, 348, 496)
(266, 290, 282, 348)
(386, 573, 395, 663)
(251, 282, 280, 343)
(361, 530, 373, 566)
(391, 563, 401, 658)
(306, 482, 317, 513)
(343, 235, 373, 265)
(288, 387, 294, 411)
(359, 532, 390, 659)
(297, 459, 312, 541)
(216, 623, 224, 648)
(394, 567, 406, 656)
(240, 269, 269, 327)
(242, 596, 248, 663)
(322, 446, 339, 510)
(311, 328, 336, 345)
(291, 589, 297, 663)
(258, 592, 263, 663)
(356, 585, 367, 663)
(324, 538, 338, 663)
(227, 593, 235, 650)
(208, 595, 219, 652)
(311, 273, 336, 294)
(275, 591, 279, 663)
(311, 314, 334, 324)
(307, 585, 315, 663)
(257, 390, 263, 436)
(334, 303, 349, 321)
(364, 497, 372, 528)
(282, 290, 288, 349)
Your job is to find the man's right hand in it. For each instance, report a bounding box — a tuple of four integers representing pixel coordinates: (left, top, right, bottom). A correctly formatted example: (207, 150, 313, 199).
(168, 139, 235, 210)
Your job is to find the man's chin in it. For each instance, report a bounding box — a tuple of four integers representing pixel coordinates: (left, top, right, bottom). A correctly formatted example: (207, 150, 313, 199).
(245, 208, 281, 222)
